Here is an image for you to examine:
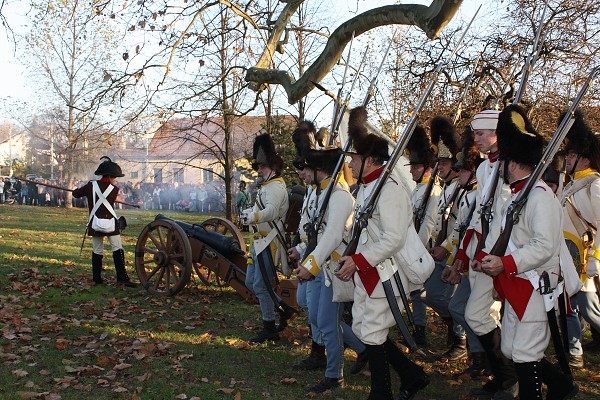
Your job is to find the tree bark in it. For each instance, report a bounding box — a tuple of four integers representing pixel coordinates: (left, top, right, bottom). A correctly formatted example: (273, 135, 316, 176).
(246, 0, 463, 104)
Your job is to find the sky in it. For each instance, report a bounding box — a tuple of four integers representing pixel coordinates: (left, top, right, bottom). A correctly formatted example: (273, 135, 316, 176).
(0, 0, 483, 123)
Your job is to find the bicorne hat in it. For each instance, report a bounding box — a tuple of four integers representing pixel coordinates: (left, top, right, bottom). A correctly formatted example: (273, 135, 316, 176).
(95, 156, 124, 177)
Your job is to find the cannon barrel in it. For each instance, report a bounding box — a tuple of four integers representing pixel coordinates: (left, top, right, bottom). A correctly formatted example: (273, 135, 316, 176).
(154, 214, 245, 257)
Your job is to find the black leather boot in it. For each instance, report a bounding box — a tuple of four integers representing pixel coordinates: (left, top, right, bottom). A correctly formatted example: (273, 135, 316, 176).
(92, 252, 104, 284)
(441, 336, 468, 361)
(365, 343, 393, 400)
(384, 339, 429, 400)
(459, 352, 489, 378)
(471, 328, 518, 398)
(514, 361, 543, 400)
(541, 358, 578, 400)
(249, 320, 280, 343)
(113, 249, 136, 287)
(292, 341, 326, 370)
(413, 325, 427, 347)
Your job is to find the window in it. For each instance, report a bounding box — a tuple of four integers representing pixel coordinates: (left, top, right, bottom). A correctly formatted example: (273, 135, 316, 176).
(154, 168, 163, 183)
(130, 171, 138, 179)
(202, 168, 213, 183)
(173, 168, 184, 184)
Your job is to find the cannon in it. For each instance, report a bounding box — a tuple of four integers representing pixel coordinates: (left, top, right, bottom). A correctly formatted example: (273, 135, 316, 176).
(134, 215, 298, 307)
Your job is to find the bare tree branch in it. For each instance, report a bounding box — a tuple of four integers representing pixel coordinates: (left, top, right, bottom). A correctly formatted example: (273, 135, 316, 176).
(246, 0, 463, 104)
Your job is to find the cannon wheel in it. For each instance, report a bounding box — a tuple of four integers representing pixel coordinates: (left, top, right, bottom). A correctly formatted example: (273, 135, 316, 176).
(192, 217, 247, 286)
(135, 219, 193, 296)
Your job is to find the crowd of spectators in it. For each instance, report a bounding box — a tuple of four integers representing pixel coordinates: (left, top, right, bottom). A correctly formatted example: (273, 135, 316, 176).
(2, 177, 257, 215)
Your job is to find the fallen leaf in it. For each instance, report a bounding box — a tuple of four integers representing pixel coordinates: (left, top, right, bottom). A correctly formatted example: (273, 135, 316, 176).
(12, 369, 28, 377)
(280, 377, 297, 385)
(216, 388, 234, 394)
(113, 363, 132, 371)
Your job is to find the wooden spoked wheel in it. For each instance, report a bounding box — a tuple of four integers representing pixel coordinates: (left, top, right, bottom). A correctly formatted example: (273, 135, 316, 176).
(193, 217, 247, 286)
(135, 220, 192, 296)
(200, 217, 246, 252)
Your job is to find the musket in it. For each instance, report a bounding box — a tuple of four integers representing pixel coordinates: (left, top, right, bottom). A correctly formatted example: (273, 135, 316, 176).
(414, 163, 439, 232)
(488, 65, 599, 376)
(513, 2, 549, 103)
(342, 6, 480, 349)
(328, 43, 372, 147)
(476, 3, 548, 253)
(434, 185, 464, 248)
(453, 54, 481, 125)
(15, 176, 141, 208)
(302, 34, 396, 265)
(327, 31, 355, 147)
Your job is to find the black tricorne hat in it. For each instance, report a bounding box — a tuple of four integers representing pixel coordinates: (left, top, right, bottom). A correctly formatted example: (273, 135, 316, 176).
(430, 116, 461, 161)
(453, 126, 485, 172)
(95, 156, 124, 177)
(346, 106, 389, 161)
(497, 104, 544, 168)
(252, 133, 284, 173)
(561, 108, 600, 170)
(406, 125, 435, 168)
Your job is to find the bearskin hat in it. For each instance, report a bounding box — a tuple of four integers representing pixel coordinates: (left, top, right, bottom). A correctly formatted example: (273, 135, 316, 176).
(346, 106, 389, 161)
(497, 104, 545, 168)
(291, 120, 316, 170)
(305, 148, 342, 174)
(406, 125, 435, 168)
(95, 156, 124, 177)
(252, 133, 284, 173)
(453, 126, 484, 172)
(430, 116, 461, 161)
(561, 108, 600, 170)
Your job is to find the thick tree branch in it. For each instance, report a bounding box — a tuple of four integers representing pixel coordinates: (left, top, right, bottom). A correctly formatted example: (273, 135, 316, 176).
(246, 0, 463, 104)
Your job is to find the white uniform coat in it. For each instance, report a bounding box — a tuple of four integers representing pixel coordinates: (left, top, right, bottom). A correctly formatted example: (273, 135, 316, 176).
(464, 158, 510, 335)
(560, 168, 600, 292)
(493, 180, 562, 363)
(249, 177, 289, 272)
(351, 168, 413, 345)
(301, 177, 354, 276)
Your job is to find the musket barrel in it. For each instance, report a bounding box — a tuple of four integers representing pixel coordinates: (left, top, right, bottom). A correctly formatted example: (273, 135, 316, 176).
(15, 176, 141, 208)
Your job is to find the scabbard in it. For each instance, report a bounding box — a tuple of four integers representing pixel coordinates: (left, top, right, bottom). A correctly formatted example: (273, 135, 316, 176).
(547, 306, 572, 378)
(255, 247, 296, 313)
(393, 271, 414, 327)
(382, 279, 418, 352)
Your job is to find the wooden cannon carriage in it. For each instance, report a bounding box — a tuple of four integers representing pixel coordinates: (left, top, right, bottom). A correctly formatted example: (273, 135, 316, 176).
(134, 214, 298, 307)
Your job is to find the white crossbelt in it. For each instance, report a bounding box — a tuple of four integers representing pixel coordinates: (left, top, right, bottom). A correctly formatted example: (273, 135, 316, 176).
(88, 181, 117, 225)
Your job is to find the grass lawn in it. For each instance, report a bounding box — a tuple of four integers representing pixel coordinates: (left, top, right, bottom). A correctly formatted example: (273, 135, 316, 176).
(0, 204, 599, 399)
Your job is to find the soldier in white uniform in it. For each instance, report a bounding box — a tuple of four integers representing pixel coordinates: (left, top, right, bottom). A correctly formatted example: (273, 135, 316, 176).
(414, 116, 466, 358)
(336, 107, 429, 400)
(560, 109, 600, 356)
(443, 126, 488, 377)
(406, 125, 442, 346)
(459, 110, 517, 399)
(242, 134, 290, 343)
(288, 121, 326, 370)
(480, 104, 578, 400)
